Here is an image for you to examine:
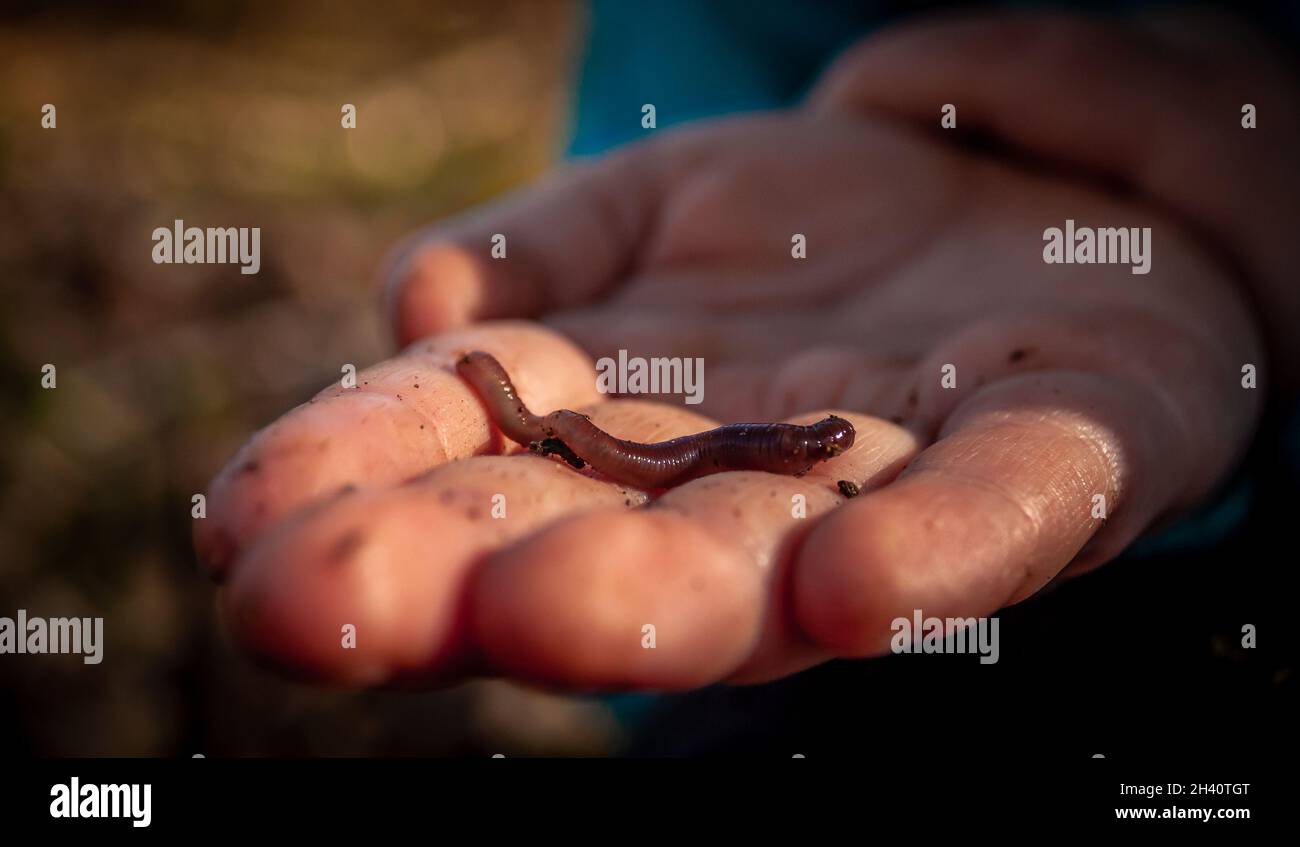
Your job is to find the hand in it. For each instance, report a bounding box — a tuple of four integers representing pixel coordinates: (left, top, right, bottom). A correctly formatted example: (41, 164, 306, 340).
(195, 12, 1274, 690)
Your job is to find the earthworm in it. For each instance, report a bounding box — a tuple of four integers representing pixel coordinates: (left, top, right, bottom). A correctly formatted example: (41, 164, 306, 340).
(456, 351, 855, 489)
(454, 351, 546, 446)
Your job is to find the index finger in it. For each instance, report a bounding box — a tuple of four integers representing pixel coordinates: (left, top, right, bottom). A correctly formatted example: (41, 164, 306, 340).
(193, 321, 599, 578)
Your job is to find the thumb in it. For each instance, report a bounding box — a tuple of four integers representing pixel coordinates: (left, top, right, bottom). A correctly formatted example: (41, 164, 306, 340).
(379, 146, 662, 347)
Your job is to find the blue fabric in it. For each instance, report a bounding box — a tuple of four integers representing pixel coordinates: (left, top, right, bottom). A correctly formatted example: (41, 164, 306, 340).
(568, 0, 885, 156)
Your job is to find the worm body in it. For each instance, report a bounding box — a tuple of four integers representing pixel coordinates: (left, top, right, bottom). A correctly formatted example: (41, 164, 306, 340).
(455, 351, 547, 446)
(456, 351, 855, 488)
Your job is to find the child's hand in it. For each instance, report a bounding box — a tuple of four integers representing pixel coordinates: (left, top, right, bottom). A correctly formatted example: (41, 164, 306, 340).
(194, 12, 1282, 690)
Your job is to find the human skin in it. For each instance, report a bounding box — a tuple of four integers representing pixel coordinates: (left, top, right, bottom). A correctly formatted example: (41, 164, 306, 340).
(194, 12, 1296, 689)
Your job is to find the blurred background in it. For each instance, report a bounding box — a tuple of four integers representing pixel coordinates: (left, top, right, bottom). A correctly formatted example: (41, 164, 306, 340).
(0, 0, 629, 756)
(1, 0, 1297, 760)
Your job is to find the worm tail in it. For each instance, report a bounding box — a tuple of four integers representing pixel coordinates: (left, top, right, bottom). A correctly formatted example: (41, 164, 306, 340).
(455, 351, 547, 446)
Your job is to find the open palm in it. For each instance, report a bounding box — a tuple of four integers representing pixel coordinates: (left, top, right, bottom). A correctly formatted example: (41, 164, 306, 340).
(195, 15, 1272, 690)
